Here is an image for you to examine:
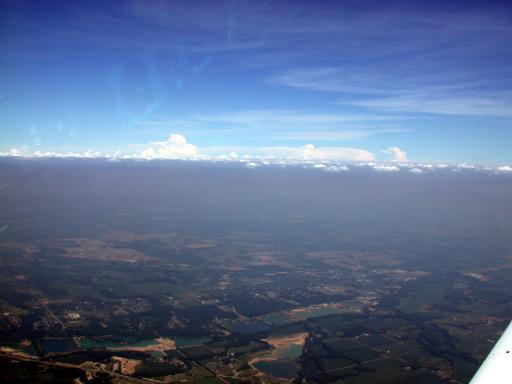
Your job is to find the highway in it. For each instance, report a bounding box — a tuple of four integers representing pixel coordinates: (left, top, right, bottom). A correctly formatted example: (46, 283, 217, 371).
(0, 351, 160, 384)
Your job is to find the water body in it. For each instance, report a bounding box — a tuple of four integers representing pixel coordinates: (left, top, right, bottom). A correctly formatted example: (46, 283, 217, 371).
(253, 336, 305, 379)
(150, 350, 166, 359)
(174, 336, 210, 347)
(40, 338, 77, 354)
(260, 312, 292, 326)
(254, 359, 299, 379)
(79, 338, 156, 349)
(229, 320, 271, 334)
(280, 343, 303, 359)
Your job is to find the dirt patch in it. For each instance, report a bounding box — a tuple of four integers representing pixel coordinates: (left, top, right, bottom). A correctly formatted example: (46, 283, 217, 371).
(264, 333, 308, 349)
(251, 332, 308, 364)
(108, 337, 175, 352)
(186, 239, 216, 249)
(111, 356, 142, 375)
(63, 239, 151, 263)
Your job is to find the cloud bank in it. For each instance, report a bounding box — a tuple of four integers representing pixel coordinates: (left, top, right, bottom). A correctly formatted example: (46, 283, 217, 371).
(136, 134, 375, 162)
(226, 144, 375, 162)
(1, 133, 511, 176)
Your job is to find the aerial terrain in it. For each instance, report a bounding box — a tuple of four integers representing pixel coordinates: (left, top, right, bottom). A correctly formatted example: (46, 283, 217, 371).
(1, 159, 512, 383)
(2, 0, 512, 382)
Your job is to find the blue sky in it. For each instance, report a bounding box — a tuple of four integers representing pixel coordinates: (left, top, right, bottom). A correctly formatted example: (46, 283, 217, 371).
(1, 0, 512, 164)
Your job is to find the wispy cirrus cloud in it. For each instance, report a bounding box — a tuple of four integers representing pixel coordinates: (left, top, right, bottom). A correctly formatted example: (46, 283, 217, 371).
(270, 68, 394, 95)
(346, 94, 512, 117)
(265, 7, 512, 118)
(272, 66, 512, 117)
(136, 109, 407, 142)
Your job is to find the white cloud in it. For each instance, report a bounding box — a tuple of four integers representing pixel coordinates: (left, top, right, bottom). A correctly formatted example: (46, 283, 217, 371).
(140, 134, 199, 159)
(204, 143, 375, 162)
(324, 165, 349, 172)
(372, 164, 400, 172)
(409, 168, 423, 173)
(0, 148, 23, 157)
(292, 144, 375, 161)
(83, 150, 102, 158)
(497, 165, 512, 172)
(456, 163, 477, 170)
(282, 144, 375, 161)
(385, 146, 407, 162)
(223, 152, 239, 159)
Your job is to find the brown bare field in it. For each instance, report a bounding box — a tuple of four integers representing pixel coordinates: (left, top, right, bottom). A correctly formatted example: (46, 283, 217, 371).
(63, 239, 151, 263)
(306, 250, 402, 269)
(111, 356, 141, 375)
(109, 337, 175, 352)
(186, 239, 216, 249)
(100, 230, 178, 243)
(263, 332, 308, 349)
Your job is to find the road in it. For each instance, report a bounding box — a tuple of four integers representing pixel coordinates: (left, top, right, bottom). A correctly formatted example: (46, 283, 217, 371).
(0, 351, 160, 384)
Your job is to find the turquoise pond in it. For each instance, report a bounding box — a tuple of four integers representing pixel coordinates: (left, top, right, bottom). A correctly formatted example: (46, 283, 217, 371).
(280, 344, 303, 359)
(174, 336, 211, 347)
(40, 338, 77, 354)
(253, 342, 304, 379)
(229, 320, 271, 335)
(260, 312, 292, 325)
(293, 306, 345, 320)
(254, 359, 299, 379)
